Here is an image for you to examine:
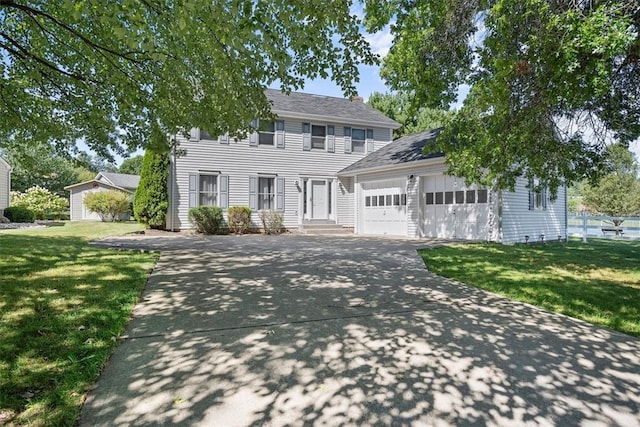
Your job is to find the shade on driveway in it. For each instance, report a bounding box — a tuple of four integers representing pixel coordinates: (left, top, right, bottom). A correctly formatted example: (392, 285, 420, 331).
(80, 235, 640, 426)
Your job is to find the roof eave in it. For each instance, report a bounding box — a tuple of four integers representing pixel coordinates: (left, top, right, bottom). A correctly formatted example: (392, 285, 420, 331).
(338, 156, 446, 177)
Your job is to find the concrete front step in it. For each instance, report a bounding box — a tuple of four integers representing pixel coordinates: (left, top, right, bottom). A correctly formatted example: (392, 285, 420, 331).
(303, 227, 352, 235)
(299, 222, 352, 235)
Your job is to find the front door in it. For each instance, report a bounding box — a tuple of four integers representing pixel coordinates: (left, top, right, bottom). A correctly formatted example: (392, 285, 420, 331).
(311, 180, 327, 219)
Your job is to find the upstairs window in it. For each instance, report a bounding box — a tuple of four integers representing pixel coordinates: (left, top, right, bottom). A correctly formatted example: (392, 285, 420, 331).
(311, 125, 326, 149)
(258, 120, 275, 145)
(528, 178, 547, 210)
(352, 128, 365, 153)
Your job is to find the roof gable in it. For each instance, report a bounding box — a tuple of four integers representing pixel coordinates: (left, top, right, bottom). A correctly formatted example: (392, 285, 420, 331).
(266, 89, 401, 129)
(97, 172, 140, 190)
(339, 128, 444, 175)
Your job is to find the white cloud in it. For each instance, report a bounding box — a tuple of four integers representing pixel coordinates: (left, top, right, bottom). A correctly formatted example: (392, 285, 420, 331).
(365, 26, 394, 58)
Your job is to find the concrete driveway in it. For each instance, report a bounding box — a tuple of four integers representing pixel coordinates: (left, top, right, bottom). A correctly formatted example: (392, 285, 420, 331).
(79, 234, 640, 426)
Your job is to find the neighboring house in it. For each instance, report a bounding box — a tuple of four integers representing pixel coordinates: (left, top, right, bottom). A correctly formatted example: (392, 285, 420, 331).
(0, 157, 11, 217)
(168, 90, 566, 243)
(65, 172, 140, 220)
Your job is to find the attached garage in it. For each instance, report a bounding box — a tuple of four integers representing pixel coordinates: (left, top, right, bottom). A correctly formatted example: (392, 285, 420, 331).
(422, 175, 492, 240)
(339, 128, 567, 243)
(361, 179, 407, 236)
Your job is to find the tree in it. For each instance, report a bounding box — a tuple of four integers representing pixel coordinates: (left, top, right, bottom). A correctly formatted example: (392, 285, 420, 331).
(75, 153, 118, 174)
(84, 190, 131, 222)
(1, 1, 375, 159)
(0, 143, 90, 195)
(134, 132, 169, 229)
(368, 92, 452, 138)
(119, 155, 144, 175)
(582, 144, 640, 228)
(365, 0, 640, 195)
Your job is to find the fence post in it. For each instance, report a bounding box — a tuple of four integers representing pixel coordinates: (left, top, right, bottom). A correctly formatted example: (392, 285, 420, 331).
(582, 210, 588, 243)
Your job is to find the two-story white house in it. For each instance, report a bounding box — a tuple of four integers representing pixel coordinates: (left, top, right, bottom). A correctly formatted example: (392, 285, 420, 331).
(167, 89, 401, 233)
(167, 90, 567, 243)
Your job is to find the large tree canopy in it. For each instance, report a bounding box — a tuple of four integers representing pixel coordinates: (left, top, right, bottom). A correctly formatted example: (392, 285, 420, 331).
(1, 1, 375, 158)
(365, 0, 640, 195)
(367, 92, 451, 138)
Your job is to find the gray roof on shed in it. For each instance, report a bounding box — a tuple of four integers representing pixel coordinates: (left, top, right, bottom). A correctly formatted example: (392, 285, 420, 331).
(98, 172, 140, 190)
(339, 128, 444, 174)
(265, 89, 401, 129)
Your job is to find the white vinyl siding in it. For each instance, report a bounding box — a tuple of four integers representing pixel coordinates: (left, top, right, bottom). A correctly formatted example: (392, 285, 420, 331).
(501, 177, 567, 244)
(171, 118, 392, 229)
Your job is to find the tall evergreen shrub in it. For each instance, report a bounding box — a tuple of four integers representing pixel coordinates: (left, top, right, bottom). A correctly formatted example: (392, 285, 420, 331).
(134, 146, 169, 229)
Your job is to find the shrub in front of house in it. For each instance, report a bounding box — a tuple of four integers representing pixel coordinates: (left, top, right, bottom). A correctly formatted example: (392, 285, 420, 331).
(258, 209, 284, 235)
(188, 206, 225, 234)
(134, 146, 169, 229)
(10, 186, 68, 220)
(227, 206, 252, 234)
(84, 190, 132, 222)
(3, 206, 36, 223)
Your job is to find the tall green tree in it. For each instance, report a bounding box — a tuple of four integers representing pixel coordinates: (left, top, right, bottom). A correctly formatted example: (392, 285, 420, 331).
(368, 92, 451, 138)
(134, 129, 170, 229)
(0, 144, 90, 194)
(1, 1, 375, 159)
(365, 0, 640, 195)
(119, 155, 144, 175)
(583, 144, 640, 226)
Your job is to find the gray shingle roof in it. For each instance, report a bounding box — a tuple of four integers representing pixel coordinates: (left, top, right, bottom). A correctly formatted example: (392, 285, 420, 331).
(339, 128, 444, 174)
(99, 172, 140, 190)
(266, 89, 401, 129)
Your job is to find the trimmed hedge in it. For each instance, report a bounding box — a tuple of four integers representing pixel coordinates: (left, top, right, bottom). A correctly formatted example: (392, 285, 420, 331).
(188, 206, 225, 234)
(4, 206, 36, 223)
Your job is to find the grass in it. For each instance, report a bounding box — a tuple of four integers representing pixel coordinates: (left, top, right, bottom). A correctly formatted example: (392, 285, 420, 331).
(0, 222, 158, 426)
(419, 238, 640, 337)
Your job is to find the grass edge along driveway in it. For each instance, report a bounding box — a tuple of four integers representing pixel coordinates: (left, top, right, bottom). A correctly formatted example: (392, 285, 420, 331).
(0, 222, 158, 427)
(419, 237, 640, 337)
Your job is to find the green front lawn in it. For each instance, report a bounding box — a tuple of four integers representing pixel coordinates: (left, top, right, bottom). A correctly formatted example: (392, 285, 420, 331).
(419, 238, 640, 337)
(0, 222, 158, 426)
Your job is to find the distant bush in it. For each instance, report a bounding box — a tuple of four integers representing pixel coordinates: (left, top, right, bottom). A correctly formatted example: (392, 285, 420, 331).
(10, 186, 68, 220)
(258, 210, 284, 235)
(227, 206, 252, 234)
(4, 206, 36, 223)
(188, 206, 225, 234)
(84, 190, 132, 222)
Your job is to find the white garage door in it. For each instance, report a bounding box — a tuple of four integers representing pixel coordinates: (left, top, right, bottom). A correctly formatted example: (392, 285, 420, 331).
(362, 179, 407, 236)
(423, 175, 491, 240)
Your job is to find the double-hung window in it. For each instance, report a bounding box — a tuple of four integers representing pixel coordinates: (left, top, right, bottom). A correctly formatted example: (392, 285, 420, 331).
(311, 125, 326, 149)
(258, 120, 275, 145)
(199, 175, 217, 206)
(528, 178, 547, 210)
(258, 177, 275, 210)
(352, 128, 366, 153)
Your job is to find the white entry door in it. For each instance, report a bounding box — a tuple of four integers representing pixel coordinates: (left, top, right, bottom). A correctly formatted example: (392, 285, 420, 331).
(311, 180, 327, 219)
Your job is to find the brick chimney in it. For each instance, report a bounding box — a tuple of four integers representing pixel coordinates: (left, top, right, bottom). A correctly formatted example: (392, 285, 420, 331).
(352, 95, 364, 103)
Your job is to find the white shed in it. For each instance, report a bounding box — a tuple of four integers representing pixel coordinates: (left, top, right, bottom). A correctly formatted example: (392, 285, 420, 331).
(64, 172, 140, 221)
